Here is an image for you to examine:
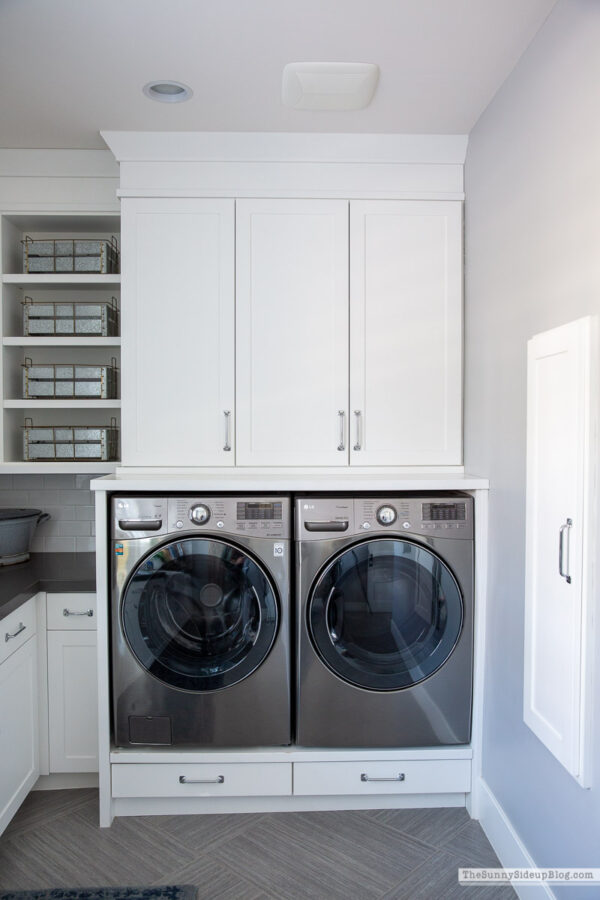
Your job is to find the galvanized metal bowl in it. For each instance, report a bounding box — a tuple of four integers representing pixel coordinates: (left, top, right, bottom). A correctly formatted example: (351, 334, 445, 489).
(0, 508, 50, 566)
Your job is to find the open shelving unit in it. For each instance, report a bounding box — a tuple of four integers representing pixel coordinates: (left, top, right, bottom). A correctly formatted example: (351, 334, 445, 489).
(0, 212, 121, 471)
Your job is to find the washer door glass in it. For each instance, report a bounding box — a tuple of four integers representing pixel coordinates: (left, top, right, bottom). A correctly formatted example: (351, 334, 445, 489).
(308, 538, 463, 691)
(121, 538, 278, 692)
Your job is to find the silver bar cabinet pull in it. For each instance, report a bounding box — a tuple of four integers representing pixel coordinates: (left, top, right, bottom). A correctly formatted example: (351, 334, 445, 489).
(5, 622, 26, 642)
(337, 410, 346, 451)
(559, 518, 573, 584)
(179, 775, 225, 785)
(361, 773, 405, 783)
(63, 609, 94, 618)
(223, 410, 232, 452)
(354, 410, 362, 451)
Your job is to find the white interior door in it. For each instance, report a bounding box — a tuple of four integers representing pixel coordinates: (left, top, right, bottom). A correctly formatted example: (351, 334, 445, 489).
(121, 198, 235, 466)
(236, 199, 349, 466)
(524, 316, 596, 785)
(48, 630, 98, 773)
(350, 200, 462, 465)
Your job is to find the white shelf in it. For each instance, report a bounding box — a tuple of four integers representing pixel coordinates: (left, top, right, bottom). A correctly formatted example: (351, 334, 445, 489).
(2, 274, 121, 286)
(0, 461, 117, 474)
(3, 337, 121, 347)
(4, 400, 121, 409)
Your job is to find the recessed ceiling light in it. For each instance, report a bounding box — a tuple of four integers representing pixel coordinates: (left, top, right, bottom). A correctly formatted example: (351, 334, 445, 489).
(143, 81, 193, 103)
(282, 62, 379, 111)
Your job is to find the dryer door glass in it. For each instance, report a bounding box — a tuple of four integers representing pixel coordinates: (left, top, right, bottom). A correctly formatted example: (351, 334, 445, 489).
(121, 538, 279, 691)
(308, 538, 463, 691)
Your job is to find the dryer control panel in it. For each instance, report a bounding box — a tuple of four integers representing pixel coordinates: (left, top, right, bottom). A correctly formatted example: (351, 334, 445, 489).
(297, 495, 473, 540)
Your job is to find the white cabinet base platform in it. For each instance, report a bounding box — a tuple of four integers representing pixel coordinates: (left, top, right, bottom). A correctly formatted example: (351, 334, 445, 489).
(111, 792, 468, 819)
(104, 747, 472, 825)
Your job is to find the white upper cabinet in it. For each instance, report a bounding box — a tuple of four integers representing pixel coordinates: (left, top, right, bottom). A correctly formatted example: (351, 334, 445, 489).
(349, 201, 463, 465)
(236, 200, 349, 466)
(121, 198, 235, 466)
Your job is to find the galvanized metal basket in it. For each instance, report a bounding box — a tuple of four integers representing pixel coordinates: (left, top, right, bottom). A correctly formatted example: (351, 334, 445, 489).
(22, 358, 119, 399)
(22, 236, 119, 274)
(22, 417, 119, 460)
(22, 297, 119, 336)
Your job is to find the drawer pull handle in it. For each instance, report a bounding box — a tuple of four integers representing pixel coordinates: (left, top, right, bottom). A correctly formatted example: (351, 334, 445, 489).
(361, 773, 405, 783)
(5, 622, 26, 642)
(63, 608, 94, 617)
(179, 775, 225, 785)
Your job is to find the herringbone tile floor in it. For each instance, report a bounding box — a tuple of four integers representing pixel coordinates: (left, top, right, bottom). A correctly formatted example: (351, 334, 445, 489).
(0, 790, 515, 899)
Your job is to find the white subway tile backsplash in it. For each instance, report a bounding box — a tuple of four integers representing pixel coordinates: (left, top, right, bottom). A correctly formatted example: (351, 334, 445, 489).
(75, 537, 95, 552)
(58, 521, 91, 537)
(43, 474, 76, 488)
(45, 537, 77, 553)
(0, 491, 30, 506)
(75, 506, 95, 522)
(59, 489, 93, 506)
(0, 475, 98, 552)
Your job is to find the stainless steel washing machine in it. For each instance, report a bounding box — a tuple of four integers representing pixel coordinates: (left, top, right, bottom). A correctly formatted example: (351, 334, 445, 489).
(296, 494, 474, 747)
(112, 495, 291, 748)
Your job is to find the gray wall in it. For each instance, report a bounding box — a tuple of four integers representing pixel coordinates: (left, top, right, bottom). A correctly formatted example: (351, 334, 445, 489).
(465, 0, 600, 894)
(0, 475, 97, 552)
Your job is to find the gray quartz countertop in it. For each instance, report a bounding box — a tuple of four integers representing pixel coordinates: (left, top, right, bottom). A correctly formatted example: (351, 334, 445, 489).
(0, 552, 96, 621)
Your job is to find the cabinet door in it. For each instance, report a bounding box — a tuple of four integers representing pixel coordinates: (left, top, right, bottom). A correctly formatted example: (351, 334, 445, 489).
(121, 198, 235, 466)
(236, 200, 349, 466)
(524, 317, 596, 785)
(0, 636, 39, 836)
(47, 630, 98, 773)
(350, 201, 462, 465)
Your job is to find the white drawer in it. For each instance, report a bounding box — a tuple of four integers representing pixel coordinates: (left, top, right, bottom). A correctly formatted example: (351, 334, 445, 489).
(293, 759, 471, 796)
(112, 762, 293, 799)
(0, 597, 37, 666)
(47, 593, 97, 630)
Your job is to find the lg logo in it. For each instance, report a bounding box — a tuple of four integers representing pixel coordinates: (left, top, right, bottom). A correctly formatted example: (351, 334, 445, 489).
(303, 504, 315, 510)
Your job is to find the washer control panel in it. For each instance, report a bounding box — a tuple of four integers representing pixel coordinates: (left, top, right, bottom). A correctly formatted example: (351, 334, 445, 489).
(113, 496, 290, 539)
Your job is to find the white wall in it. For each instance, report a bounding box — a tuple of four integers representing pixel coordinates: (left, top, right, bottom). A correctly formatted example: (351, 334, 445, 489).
(465, 0, 600, 895)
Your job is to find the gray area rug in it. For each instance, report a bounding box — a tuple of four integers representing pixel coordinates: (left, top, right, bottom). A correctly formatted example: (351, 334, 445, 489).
(0, 889, 197, 900)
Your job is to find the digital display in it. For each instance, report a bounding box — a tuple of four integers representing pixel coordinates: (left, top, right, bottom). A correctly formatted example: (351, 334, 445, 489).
(422, 502, 466, 522)
(237, 501, 283, 521)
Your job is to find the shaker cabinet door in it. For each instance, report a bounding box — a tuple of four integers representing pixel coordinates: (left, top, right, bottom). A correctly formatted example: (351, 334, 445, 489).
(0, 635, 39, 836)
(121, 198, 235, 466)
(236, 200, 349, 466)
(47, 630, 98, 773)
(349, 201, 463, 465)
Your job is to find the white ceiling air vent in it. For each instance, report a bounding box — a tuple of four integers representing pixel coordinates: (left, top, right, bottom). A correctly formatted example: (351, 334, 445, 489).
(282, 62, 379, 111)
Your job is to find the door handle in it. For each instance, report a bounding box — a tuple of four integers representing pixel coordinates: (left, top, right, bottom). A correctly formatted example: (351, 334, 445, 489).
(360, 773, 405, 783)
(353, 410, 362, 451)
(5, 622, 26, 642)
(337, 410, 346, 451)
(63, 608, 94, 617)
(559, 518, 573, 584)
(179, 775, 224, 785)
(223, 410, 232, 452)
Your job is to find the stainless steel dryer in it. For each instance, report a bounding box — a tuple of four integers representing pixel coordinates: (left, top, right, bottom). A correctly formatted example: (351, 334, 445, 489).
(296, 494, 474, 747)
(112, 495, 291, 748)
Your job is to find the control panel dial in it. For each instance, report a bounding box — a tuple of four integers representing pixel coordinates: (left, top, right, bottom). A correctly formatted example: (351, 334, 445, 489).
(189, 503, 211, 526)
(376, 505, 397, 526)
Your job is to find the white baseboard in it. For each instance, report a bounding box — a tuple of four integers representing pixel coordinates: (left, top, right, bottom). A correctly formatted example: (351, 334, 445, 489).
(477, 778, 555, 900)
(33, 773, 99, 791)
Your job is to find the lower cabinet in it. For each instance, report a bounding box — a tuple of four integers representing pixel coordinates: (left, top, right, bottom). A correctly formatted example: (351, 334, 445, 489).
(112, 763, 293, 798)
(110, 757, 471, 802)
(293, 759, 471, 796)
(46, 593, 98, 774)
(0, 599, 39, 836)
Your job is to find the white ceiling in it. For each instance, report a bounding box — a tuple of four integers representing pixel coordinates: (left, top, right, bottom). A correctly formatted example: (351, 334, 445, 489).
(0, 0, 557, 150)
